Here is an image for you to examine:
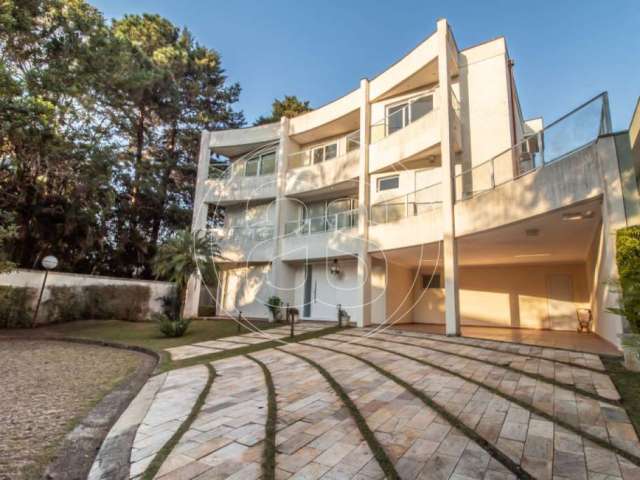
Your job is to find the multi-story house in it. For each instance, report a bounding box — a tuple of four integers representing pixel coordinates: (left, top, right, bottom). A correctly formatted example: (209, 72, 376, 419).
(185, 19, 638, 349)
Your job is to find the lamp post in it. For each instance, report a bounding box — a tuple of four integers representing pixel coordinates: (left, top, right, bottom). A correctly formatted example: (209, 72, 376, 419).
(32, 255, 58, 327)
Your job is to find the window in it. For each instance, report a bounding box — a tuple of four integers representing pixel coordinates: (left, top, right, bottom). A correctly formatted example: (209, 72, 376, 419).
(346, 131, 360, 152)
(386, 94, 433, 135)
(311, 142, 338, 164)
(243, 150, 276, 176)
(260, 152, 276, 175)
(422, 273, 441, 289)
(244, 157, 259, 176)
(377, 175, 399, 192)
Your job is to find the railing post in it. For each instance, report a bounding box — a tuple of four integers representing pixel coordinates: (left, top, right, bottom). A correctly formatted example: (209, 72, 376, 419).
(237, 310, 242, 334)
(286, 302, 290, 326)
(490, 158, 495, 188)
(537, 131, 544, 166)
(337, 303, 342, 327)
(290, 309, 294, 338)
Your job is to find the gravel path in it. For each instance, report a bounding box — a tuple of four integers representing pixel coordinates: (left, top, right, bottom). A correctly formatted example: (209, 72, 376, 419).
(0, 339, 143, 480)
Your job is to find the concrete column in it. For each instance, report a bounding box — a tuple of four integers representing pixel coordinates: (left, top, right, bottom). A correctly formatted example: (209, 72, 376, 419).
(184, 131, 212, 318)
(437, 19, 461, 336)
(268, 117, 295, 311)
(356, 79, 372, 327)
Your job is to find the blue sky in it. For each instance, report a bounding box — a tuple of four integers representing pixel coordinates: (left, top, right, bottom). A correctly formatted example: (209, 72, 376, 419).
(93, 0, 639, 130)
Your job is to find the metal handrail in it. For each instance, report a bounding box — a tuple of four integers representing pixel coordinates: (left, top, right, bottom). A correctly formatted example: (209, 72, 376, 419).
(285, 209, 359, 236)
(209, 224, 275, 241)
(454, 92, 610, 201)
(370, 182, 442, 224)
(210, 140, 279, 179)
(288, 132, 360, 170)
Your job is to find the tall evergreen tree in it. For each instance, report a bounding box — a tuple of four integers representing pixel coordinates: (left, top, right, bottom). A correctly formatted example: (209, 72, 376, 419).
(254, 95, 312, 125)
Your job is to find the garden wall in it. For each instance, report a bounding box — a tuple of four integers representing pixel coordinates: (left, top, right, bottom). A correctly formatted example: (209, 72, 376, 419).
(0, 269, 174, 325)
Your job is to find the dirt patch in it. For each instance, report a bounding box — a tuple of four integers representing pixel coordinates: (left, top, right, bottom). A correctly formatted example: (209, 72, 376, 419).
(0, 340, 144, 480)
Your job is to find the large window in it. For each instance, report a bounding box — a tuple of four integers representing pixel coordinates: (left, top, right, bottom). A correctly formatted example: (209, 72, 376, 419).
(243, 150, 276, 176)
(311, 142, 338, 164)
(377, 175, 399, 192)
(386, 94, 434, 135)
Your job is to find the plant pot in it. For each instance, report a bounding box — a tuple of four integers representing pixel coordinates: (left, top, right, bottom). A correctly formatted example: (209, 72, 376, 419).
(619, 333, 640, 372)
(270, 309, 283, 323)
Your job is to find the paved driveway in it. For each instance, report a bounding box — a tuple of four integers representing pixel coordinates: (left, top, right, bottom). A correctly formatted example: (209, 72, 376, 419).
(90, 328, 640, 480)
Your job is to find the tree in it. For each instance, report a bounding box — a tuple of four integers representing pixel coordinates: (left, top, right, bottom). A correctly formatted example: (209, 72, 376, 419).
(254, 95, 312, 125)
(151, 229, 219, 317)
(107, 14, 245, 278)
(0, 212, 17, 273)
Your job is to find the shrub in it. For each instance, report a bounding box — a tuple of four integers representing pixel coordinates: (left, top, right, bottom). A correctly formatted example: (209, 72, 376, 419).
(616, 226, 640, 333)
(43, 285, 152, 323)
(0, 286, 36, 328)
(266, 295, 282, 320)
(153, 312, 191, 337)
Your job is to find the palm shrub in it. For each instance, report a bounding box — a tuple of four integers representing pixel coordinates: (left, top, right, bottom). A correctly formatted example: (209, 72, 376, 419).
(152, 229, 219, 336)
(152, 312, 191, 337)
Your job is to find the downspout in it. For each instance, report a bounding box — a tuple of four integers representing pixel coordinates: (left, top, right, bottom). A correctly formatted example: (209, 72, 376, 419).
(507, 58, 517, 146)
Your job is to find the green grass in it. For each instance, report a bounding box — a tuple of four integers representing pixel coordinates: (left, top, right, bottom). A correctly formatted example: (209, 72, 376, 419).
(35, 318, 277, 351)
(246, 355, 277, 480)
(142, 364, 216, 480)
(278, 347, 400, 480)
(602, 356, 640, 437)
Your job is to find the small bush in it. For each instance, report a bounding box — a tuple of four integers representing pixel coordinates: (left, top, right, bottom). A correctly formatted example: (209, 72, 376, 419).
(0, 286, 36, 328)
(46, 286, 85, 323)
(153, 312, 191, 337)
(616, 226, 640, 333)
(266, 295, 282, 321)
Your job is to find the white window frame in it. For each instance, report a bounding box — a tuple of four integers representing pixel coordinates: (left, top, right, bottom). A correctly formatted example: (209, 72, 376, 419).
(385, 92, 434, 136)
(311, 141, 338, 164)
(377, 174, 400, 192)
(243, 149, 276, 176)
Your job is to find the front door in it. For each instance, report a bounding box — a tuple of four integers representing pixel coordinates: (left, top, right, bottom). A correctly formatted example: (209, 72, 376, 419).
(303, 264, 312, 318)
(546, 274, 575, 330)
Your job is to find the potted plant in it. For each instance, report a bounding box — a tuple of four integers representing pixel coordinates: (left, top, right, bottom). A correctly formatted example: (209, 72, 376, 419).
(266, 295, 283, 323)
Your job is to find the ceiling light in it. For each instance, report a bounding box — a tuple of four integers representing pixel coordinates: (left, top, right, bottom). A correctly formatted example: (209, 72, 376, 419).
(514, 253, 551, 258)
(562, 210, 594, 221)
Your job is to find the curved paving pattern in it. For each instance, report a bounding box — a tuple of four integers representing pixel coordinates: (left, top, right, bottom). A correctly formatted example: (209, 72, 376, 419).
(252, 348, 381, 479)
(303, 337, 640, 479)
(154, 356, 267, 479)
(164, 322, 332, 361)
(128, 365, 209, 479)
(95, 328, 640, 480)
(278, 343, 517, 479)
(338, 330, 619, 401)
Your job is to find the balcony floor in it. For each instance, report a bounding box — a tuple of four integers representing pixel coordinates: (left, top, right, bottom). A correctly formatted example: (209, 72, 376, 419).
(386, 323, 620, 356)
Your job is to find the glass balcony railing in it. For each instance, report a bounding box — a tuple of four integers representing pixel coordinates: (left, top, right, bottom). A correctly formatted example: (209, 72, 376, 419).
(209, 224, 275, 242)
(285, 209, 359, 236)
(454, 92, 611, 201)
(288, 132, 360, 170)
(370, 182, 443, 225)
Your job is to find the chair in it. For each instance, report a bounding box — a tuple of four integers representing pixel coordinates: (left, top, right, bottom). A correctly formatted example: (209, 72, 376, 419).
(576, 308, 592, 333)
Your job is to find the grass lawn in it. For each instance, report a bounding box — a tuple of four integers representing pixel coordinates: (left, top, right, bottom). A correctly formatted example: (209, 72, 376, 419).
(35, 318, 278, 352)
(602, 356, 640, 437)
(29, 318, 340, 372)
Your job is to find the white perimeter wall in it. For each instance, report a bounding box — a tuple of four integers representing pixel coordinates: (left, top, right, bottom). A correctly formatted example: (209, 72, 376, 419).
(0, 269, 174, 322)
(219, 264, 272, 319)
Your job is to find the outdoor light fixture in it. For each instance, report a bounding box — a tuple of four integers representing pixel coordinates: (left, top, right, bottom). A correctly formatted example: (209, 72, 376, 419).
(330, 258, 341, 276)
(562, 210, 594, 221)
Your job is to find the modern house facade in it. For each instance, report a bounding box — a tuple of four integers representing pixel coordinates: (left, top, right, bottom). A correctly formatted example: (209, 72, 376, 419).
(185, 19, 638, 349)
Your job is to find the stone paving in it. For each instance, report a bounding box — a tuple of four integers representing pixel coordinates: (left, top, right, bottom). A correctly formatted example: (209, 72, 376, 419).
(339, 330, 620, 400)
(92, 327, 640, 480)
(303, 337, 640, 479)
(129, 365, 209, 478)
(278, 343, 515, 479)
(154, 356, 267, 479)
(323, 332, 637, 456)
(253, 348, 380, 479)
(165, 322, 332, 361)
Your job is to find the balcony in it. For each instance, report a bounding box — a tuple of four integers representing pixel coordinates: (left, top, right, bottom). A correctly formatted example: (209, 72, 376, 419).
(204, 145, 278, 205)
(285, 133, 360, 197)
(368, 183, 443, 251)
(368, 90, 461, 173)
(281, 209, 361, 261)
(209, 225, 276, 263)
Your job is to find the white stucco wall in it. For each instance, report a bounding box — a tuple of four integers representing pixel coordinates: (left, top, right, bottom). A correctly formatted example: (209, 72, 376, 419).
(218, 264, 272, 319)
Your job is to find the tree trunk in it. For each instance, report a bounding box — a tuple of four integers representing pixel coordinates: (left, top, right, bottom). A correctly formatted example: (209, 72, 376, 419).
(150, 122, 178, 250)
